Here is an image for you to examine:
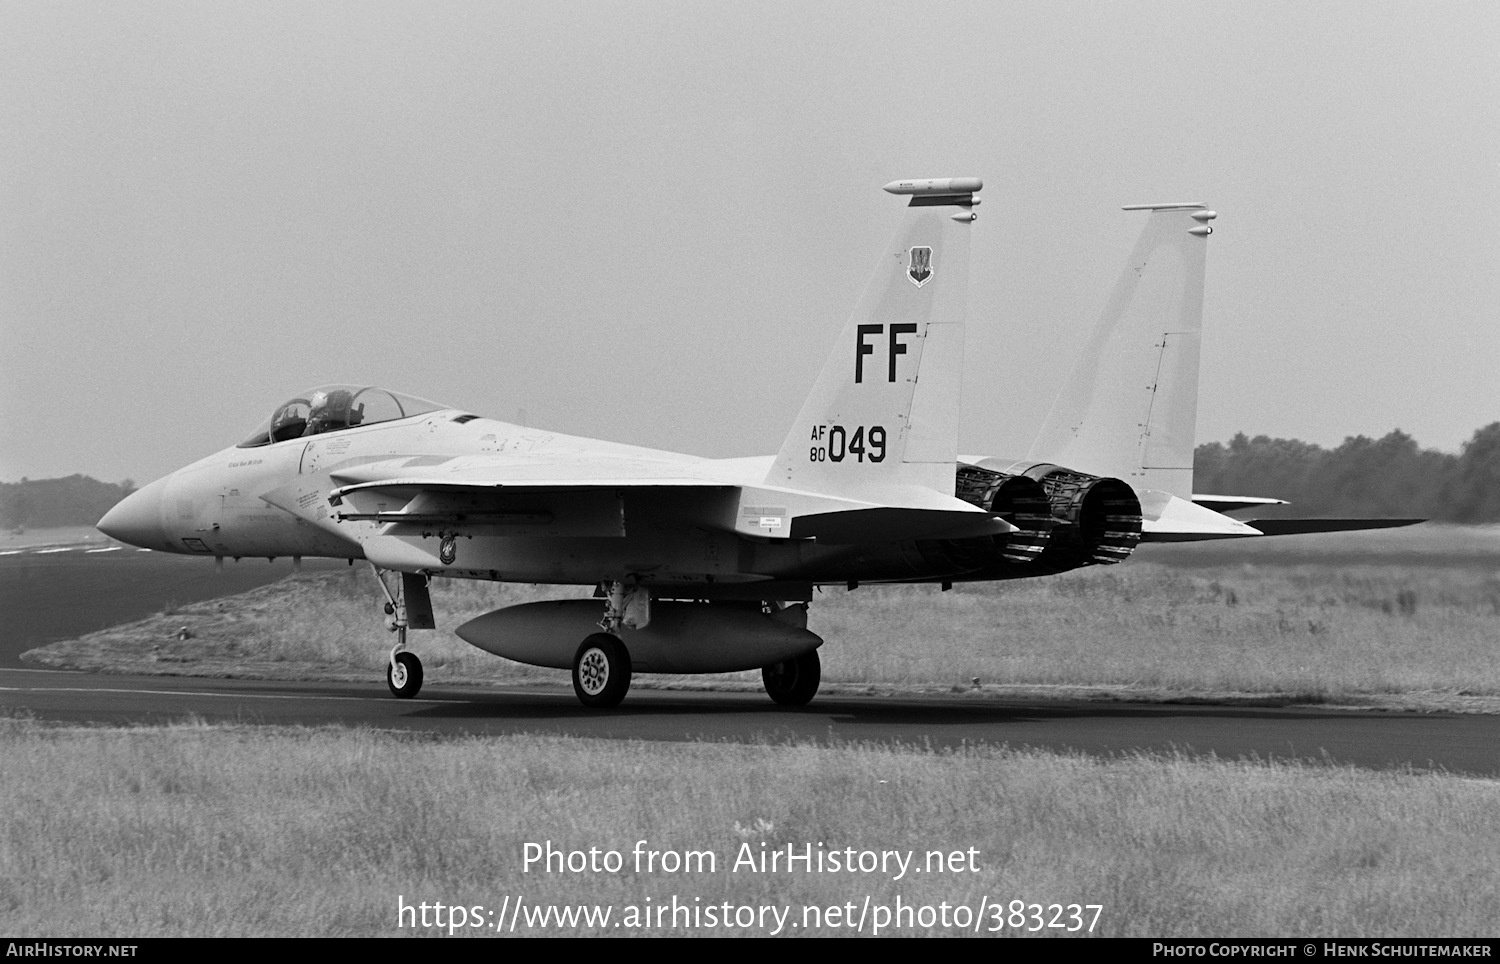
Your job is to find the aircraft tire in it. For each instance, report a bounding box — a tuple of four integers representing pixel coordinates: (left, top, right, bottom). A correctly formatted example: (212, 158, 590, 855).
(572, 634, 631, 709)
(387, 652, 424, 699)
(762, 649, 820, 706)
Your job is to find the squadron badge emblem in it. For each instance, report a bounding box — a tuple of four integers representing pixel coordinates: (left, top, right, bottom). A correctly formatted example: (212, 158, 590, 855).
(439, 534, 457, 565)
(907, 246, 933, 287)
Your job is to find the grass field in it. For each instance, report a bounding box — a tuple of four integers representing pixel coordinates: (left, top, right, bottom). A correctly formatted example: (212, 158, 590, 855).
(0, 525, 111, 551)
(3, 721, 1498, 937)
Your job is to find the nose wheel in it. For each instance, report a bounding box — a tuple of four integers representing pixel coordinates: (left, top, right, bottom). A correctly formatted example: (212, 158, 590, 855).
(387, 647, 424, 699)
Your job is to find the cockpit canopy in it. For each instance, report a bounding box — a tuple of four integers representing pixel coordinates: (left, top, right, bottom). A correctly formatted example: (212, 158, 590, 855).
(237, 385, 449, 448)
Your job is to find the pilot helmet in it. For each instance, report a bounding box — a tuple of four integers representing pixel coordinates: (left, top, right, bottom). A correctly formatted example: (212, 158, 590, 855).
(308, 389, 357, 431)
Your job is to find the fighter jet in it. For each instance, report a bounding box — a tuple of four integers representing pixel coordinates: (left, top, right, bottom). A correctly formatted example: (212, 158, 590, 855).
(97, 178, 1413, 708)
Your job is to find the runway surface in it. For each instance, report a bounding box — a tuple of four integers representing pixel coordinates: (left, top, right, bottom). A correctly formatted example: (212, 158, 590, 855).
(4, 667, 1498, 775)
(0, 542, 340, 667)
(5, 545, 1498, 776)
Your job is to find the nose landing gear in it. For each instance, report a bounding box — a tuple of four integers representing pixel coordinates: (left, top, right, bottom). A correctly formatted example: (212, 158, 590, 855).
(371, 564, 435, 699)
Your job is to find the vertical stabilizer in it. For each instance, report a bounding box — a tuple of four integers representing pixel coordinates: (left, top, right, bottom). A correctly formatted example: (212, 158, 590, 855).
(1028, 203, 1214, 499)
(767, 178, 979, 498)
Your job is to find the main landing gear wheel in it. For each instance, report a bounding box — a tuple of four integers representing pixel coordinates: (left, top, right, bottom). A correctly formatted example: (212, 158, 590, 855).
(762, 649, 820, 706)
(572, 633, 631, 709)
(387, 651, 424, 699)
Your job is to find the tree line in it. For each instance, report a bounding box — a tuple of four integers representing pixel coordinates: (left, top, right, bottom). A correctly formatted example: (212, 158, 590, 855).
(1194, 423, 1500, 522)
(1, 475, 137, 530)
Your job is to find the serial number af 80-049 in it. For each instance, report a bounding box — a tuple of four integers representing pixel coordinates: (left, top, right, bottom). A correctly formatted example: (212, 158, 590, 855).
(808, 424, 887, 463)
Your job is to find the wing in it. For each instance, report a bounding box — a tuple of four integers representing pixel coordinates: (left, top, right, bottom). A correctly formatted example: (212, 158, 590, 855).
(329, 475, 1009, 541)
(259, 449, 1013, 563)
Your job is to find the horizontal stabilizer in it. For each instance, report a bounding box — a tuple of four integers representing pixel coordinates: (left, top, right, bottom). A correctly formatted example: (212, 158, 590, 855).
(1141, 493, 1263, 542)
(1143, 493, 1424, 542)
(1247, 518, 1424, 536)
(1192, 494, 1289, 514)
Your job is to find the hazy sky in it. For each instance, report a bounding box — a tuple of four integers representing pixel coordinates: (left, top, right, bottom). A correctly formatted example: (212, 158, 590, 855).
(3, 1, 1497, 485)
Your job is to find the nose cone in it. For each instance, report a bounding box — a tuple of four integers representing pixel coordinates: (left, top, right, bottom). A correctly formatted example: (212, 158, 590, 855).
(97, 476, 170, 550)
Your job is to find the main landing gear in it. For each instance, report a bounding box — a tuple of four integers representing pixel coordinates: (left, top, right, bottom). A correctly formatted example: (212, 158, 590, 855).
(564, 583, 821, 710)
(372, 565, 435, 699)
(761, 649, 821, 707)
(569, 580, 643, 709)
(759, 601, 821, 707)
(572, 633, 631, 708)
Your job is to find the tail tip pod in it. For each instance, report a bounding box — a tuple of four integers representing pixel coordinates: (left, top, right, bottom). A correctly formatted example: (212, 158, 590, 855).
(1122, 202, 1217, 234)
(884, 177, 984, 196)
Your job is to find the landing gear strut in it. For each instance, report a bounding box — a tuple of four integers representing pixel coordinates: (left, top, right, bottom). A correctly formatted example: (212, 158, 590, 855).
(372, 564, 434, 699)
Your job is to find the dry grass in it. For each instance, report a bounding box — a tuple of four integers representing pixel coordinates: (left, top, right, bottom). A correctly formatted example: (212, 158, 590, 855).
(26, 567, 572, 684)
(813, 559, 1500, 701)
(2, 721, 1496, 937)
